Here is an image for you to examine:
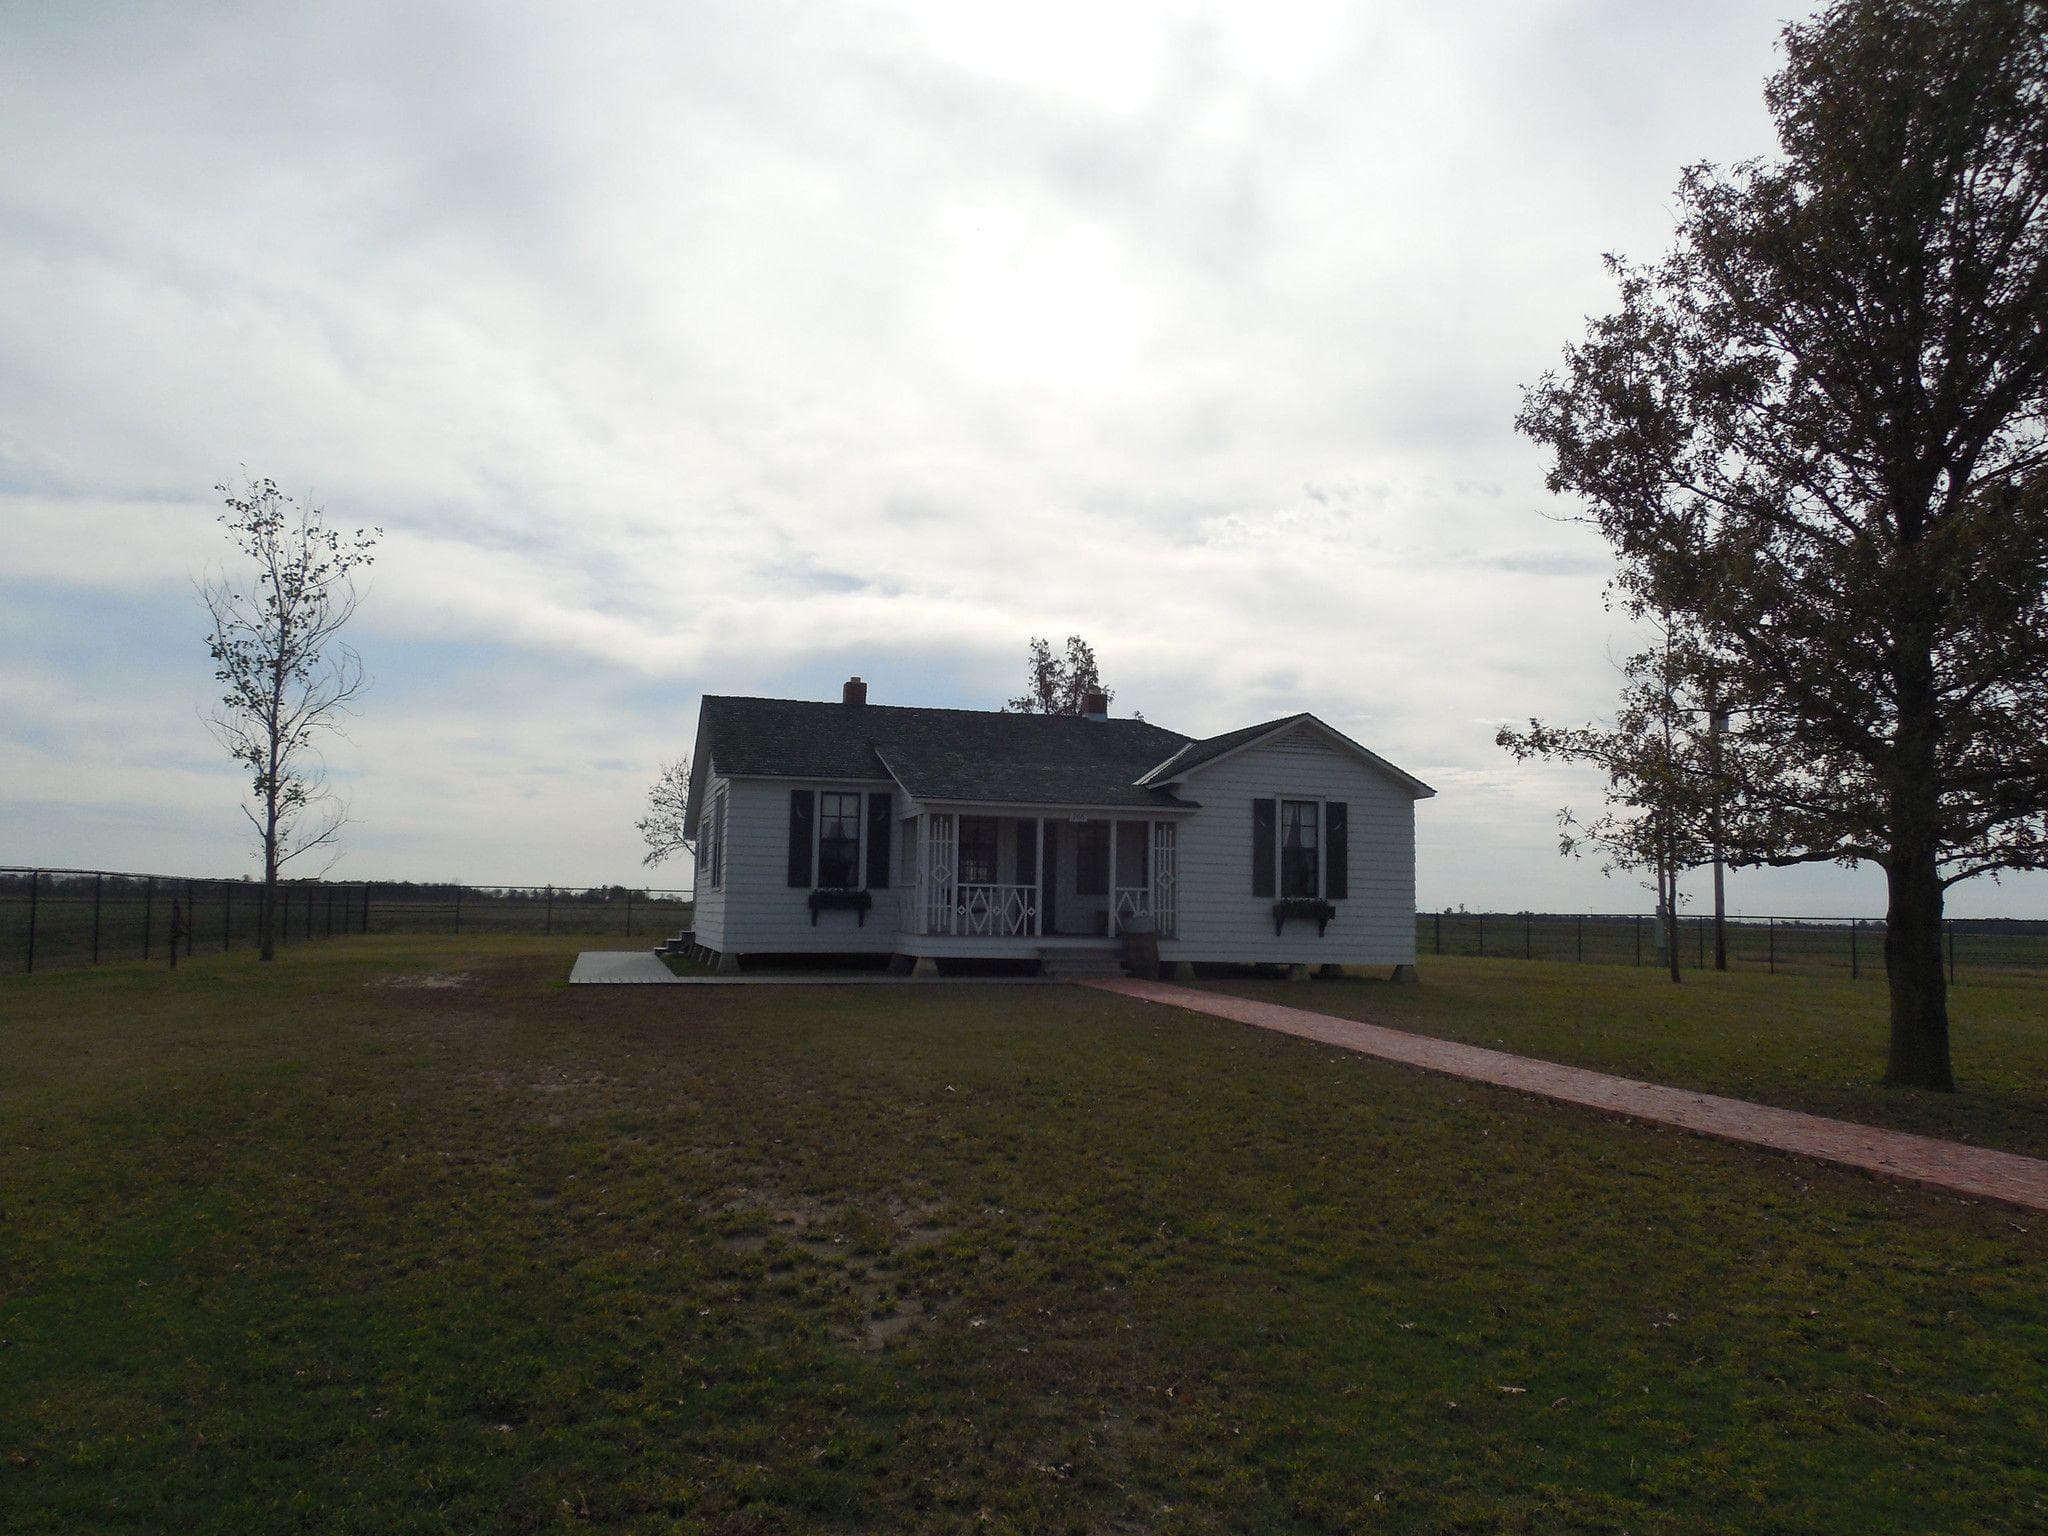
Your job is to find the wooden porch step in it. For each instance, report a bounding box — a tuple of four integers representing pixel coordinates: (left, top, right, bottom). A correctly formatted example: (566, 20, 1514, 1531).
(1037, 947, 1128, 979)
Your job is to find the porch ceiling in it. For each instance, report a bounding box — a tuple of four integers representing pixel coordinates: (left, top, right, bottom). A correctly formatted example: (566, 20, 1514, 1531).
(874, 746, 1195, 812)
(908, 800, 1200, 818)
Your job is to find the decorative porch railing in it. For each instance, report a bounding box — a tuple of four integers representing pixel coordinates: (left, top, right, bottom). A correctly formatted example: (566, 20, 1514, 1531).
(957, 882, 1037, 936)
(899, 880, 1038, 937)
(1114, 885, 1176, 938)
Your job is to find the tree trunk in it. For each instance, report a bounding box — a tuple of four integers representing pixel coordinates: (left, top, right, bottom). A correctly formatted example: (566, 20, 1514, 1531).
(1882, 841, 1952, 1089)
(1883, 546, 1951, 1089)
(260, 838, 278, 962)
(259, 787, 280, 963)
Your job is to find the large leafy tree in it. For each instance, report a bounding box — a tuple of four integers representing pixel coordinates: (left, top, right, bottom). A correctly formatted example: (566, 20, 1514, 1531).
(1519, 0, 2048, 1088)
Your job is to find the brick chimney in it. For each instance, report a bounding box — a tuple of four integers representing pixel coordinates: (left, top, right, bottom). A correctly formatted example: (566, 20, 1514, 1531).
(1081, 690, 1108, 720)
(843, 676, 868, 707)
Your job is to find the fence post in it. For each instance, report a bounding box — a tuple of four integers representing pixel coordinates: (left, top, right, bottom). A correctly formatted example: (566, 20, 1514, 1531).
(1948, 922, 1957, 985)
(24, 869, 38, 974)
(325, 887, 334, 937)
(361, 882, 371, 934)
(626, 889, 634, 937)
(1697, 916, 1705, 970)
(1577, 913, 1584, 963)
(546, 884, 554, 935)
(1634, 914, 1642, 967)
(185, 880, 196, 957)
(1850, 918, 1859, 980)
(224, 882, 233, 952)
(1435, 911, 1443, 955)
(1524, 913, 1532, 960)
(454, 885, 462, 935)
(91, 872, 103, 964)
(144, 875, 154, 961)
(1768, 916, 1776, 975)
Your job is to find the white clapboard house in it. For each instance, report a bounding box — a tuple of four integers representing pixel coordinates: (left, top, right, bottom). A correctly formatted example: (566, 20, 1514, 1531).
(683, 678, 1433, 976)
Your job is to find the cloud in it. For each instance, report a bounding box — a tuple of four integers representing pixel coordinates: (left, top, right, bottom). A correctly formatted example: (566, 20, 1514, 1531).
(12, 0, 2044, 916)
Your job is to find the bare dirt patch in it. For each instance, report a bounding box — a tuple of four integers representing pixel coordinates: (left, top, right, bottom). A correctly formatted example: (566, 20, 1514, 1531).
(370, 971, 474, 991)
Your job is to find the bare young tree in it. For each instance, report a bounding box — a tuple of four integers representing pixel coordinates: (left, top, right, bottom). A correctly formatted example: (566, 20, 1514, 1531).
(201, 477, 379, 961)
(1498, 626, 1728, 984)
(637, 756, 695, 866)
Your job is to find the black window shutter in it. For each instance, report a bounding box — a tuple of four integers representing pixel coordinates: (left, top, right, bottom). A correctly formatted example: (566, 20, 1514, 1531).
(865, 793, 892, 888)
(1326, 801, 1348, 899)
(1251, 798, 1276, 896)
(1014, 819, 1037, 886)
(788, 790, 815, 887)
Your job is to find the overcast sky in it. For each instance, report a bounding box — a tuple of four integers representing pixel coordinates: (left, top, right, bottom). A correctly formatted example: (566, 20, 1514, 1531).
(6, 0, 2040, 916)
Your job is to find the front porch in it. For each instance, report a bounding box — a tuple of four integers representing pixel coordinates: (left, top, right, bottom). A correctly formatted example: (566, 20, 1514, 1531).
(897, 810, 1180, 948)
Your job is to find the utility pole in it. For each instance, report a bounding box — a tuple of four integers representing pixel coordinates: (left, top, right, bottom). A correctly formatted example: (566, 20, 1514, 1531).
(1709, 697, 1730, 971)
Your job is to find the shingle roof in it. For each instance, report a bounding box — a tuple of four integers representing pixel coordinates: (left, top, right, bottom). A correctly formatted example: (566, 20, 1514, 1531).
(1135, 713, 1313, 784)
(1135, 711, 1437, 798)
(689, 696, 1197, 827)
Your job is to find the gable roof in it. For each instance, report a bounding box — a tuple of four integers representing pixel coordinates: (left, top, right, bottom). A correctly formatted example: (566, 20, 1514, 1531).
(688, 695, 1197, 830)
(1134, 711, 1437, 799)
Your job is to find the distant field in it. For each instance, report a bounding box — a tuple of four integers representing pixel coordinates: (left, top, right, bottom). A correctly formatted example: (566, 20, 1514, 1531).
(3, 938, 2043, 1533)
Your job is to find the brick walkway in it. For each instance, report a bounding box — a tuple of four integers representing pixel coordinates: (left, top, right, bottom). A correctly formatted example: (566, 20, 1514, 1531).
(1087, 978, 2048, 1215)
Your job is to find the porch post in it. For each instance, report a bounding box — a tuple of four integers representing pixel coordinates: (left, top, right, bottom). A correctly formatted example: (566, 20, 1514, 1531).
(914, 814, 928, 935)
(1107, 817, 1119, 937)
(1033, 816, 1045, 937)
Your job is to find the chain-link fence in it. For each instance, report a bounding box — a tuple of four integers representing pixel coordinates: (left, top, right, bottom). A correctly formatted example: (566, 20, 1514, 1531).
(1, 868, 694, 974)
(1416, 910, 2048, 981)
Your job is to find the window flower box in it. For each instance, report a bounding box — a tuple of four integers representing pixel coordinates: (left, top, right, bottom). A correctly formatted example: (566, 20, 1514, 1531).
(1272, 897, 1337, 937)
(809, 888, 874, 927)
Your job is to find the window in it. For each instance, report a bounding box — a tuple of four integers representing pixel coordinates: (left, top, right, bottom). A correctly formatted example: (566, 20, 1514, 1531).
(1281, 799, 1319, 898)
(958, 816, 999, 883)
(705, 787, 727, 891)
(818, 791, 862, 888)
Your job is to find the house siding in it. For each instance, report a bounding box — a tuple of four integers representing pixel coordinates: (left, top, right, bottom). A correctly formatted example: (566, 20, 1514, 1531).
(714, 776, 901, 955)
(1164, 724, 1418, 966)
(690, 767, 731, 951)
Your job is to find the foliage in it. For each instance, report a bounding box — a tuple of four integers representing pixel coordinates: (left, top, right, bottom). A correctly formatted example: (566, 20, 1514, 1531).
(200, 477, 379, 960)
(1515, 0, 2048, 1085)
(635, 755, 693, 866)
(1006, 634, 1115, 714)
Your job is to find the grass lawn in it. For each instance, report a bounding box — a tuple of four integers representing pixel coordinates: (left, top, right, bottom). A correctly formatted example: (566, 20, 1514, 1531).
(1200, 958, 2048, 1161)
(3, 938, 2044, 1534)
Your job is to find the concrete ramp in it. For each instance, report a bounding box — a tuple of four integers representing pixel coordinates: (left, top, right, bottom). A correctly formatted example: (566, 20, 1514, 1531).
(568, 951, 679, 985)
